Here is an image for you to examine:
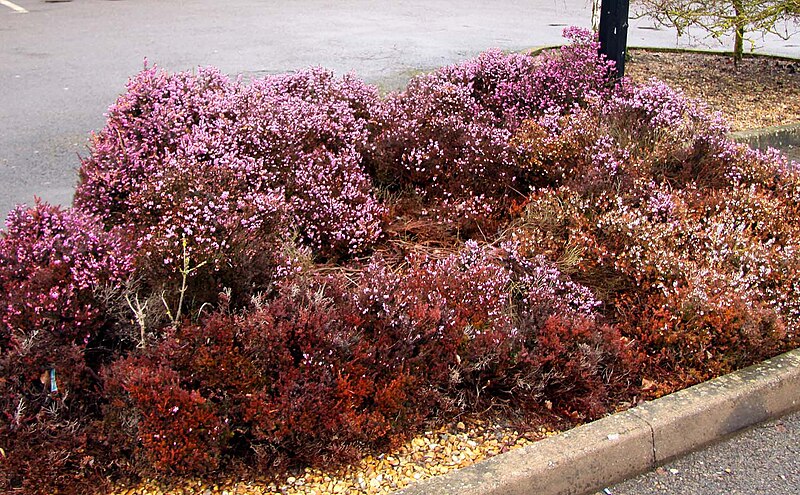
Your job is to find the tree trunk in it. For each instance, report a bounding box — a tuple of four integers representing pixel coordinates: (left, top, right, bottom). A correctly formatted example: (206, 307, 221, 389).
(732, 0, 745, 64)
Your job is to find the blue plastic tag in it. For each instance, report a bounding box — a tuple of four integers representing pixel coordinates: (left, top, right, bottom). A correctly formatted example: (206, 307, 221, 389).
(49, 368, 57, 393)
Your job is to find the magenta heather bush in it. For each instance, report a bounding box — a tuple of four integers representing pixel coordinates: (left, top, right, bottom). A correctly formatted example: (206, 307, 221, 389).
(525, 27, 617, 116)
(75, 66, 239, 219)
(0, 202, 132, 494)
(512, 76, 800, 391)
(368, 70, 517, 223)
(287, 149, 384, 255)
(434, 48, 541, 125)
(115, 157, 292, 308)
(234, 69, 384, 257)
(237, 67, 378, 158)
(0, 202, 132, 346)
(76, 65, 383, 269)
(367, 28, 617, 236)
(514, 78, 737, 195)
(500, 241, 601, 326)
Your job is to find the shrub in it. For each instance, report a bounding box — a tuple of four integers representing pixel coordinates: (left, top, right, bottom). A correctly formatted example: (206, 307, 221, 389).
(514, 178, 799, 392)
(510, 78, 800, 391)
(500, 243, 639, 418)
(75, 66, 240, 221)
(0, 202, 132, 494)
(367, 28, 617, 238)
(0, 336, 108, 495)
(368, 65, 518, 234)
(356, 241, 637, 418)
(519, 314, 639, 419)
(233, 280, 411, 465)
(356, 242, 517, 411)
(3, 28, 798, 492)
(512, 79, 739, 195)
(622, 282, 787, 392)
(100, 240, 638, 477)
(286, 148, 384, 257)
(516, 26, 617, 118)
(0, 202, 132, 346)
(235, 67, 379, 159)
(76, 65, 383, 276)
(101, 277, 416, 472)
(102, 356, 226, 476)
(114, 159, 292, 315)
(234, 68, 385, 258)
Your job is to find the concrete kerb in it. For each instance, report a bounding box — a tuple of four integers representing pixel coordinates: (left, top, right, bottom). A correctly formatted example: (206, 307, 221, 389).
(625, 45, 800, 64)
(394, 348, 800, 495)
(729, 122, 800, 151)
(524, 44, 800, 62)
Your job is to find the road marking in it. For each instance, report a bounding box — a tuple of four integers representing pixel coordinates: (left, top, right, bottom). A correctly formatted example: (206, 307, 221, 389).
(0, 0, 28, 13)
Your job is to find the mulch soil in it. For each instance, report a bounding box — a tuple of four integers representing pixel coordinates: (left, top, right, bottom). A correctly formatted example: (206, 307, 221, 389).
(626, 49, 800, 132)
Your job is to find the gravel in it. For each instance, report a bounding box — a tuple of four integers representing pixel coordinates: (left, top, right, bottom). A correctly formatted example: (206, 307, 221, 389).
(109, 419, 559, 495)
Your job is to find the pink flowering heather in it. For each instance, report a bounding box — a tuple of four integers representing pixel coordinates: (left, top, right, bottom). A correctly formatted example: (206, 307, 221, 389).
(431, 27, 618, 129)
(433, 48, 539, 127)
(514, 77, 740, 196)
(499, 241, 601, 326)
(0, 203, 133, 494)
(358, 240, 513, 330)
(241, 67, 378, 156)
(288, 149, 384, 256)
(76, 66, 240, 219)
(599, 79, 736, 186)
(234, 68, 384, 258)
(368, 28, 618, 236)
(126, 157, 291, 306)
(0, 202, 132, 346)
(76, 65, 384, 269)
(511, 72, 800, 390)
(370, 73, 516, 204)
(526, 27, 618, 115)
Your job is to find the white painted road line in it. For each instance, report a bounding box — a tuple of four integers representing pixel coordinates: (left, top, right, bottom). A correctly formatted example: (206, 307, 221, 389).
(0, 0, 29, 14)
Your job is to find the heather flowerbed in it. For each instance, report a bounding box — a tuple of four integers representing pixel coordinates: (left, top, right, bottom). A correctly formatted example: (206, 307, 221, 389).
(2, 28, 800, 494)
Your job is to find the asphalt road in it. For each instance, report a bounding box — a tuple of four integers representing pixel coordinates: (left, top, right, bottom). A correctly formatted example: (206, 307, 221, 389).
(0, 0, 798, 218)
(604, 409, 800, 495)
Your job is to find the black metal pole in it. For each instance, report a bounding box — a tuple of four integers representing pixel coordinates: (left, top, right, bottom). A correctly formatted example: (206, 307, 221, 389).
(598, 0, 630, 77)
